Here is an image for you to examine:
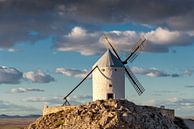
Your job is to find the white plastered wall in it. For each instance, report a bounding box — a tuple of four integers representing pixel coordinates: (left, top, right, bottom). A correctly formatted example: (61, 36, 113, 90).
(92, 66, 125, 101)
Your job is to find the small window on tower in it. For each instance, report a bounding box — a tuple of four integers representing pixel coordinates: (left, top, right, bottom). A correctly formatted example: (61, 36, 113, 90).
(107, 93, 114, 99)
(114, 69, 117, 71)
(109, 84, 112, 87)
(102, 69, 105, 72)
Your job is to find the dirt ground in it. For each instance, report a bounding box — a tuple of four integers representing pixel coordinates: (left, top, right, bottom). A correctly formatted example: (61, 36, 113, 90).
(0, 118, 36, 129)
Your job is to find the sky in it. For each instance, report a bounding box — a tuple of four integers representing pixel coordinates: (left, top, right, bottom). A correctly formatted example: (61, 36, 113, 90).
(0, 0, 194, 117)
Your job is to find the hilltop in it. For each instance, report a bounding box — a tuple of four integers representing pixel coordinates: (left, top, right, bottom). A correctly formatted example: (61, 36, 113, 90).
(25, 99, 191, 129)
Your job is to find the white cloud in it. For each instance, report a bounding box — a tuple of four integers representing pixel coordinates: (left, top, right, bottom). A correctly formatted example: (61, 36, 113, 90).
(23, 70, 55, 83)
(55, 26, 139, 55)
(10, 87, 44, 93)
(0, 66, 56, 84)
(142, 96, 194, 117)
(55, 26, 104, 56)
(130, 66, 180, 77)
(146, 27, 194, 45)
(0, 0, 194, 49)
(0, 100, 39, 115)
(56, 67, 90, 78)
(23, 96, 62, 103)
(184, 69, 193, 76)
(168, 97, 194, 107)
(7, 48, 17, 52)
(0, 48, 18, 52)
(23, 95, 92, 105)
(142, 97, 194, 116)
(0, 66, 23, 84)
(146, 27, 181, 45)
(55, 26, 194, 56)
(67, 95, 92, 101)
(68, 26, 87, 38)
(143, 99, 157, 106)
(56, 66, 181, 78)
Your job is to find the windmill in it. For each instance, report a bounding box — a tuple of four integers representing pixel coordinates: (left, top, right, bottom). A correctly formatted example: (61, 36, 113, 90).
(63, 35, 147, 105)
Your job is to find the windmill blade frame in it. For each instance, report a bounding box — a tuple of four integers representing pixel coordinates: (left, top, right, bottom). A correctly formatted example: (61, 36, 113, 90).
(63, 99, 71, 106)
(63, 66, 98, 105)
(103, 35, 123, 62)
(124, 66, 145, 95)
(123, 37, 147, 64)
(129, 52, 139, 63)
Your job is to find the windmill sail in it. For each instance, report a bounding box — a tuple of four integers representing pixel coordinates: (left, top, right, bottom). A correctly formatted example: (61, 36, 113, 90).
(103, 35, 146, 95)
(123, 37, 147, 64)
(124, 66, 145, 95)
(104, 35, 122, 62)
(63, 66, 98, 105)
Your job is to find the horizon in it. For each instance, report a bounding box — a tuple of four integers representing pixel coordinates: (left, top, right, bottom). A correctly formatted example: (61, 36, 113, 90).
(0, 0, 194, 117)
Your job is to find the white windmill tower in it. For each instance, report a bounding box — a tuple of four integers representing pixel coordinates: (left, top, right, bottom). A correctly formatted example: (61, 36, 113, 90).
(63, 36, 147, 105)
(92, 49, 125, 101)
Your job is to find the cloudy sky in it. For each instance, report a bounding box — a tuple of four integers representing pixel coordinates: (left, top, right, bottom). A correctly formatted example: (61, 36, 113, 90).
(0, 0, 194, 117)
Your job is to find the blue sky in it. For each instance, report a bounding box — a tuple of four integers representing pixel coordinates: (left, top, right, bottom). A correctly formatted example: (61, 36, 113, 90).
(0, 0, 194, 117)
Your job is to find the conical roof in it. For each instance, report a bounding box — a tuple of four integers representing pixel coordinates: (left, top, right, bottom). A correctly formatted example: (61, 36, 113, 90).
(93, 49, 124, 68)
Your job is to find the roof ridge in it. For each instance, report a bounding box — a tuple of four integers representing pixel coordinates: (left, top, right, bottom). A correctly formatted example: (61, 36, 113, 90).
(93, 49, 124, 67)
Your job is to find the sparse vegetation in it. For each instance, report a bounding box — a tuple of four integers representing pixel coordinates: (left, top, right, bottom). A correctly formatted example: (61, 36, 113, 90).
(54, 120, 64, 128)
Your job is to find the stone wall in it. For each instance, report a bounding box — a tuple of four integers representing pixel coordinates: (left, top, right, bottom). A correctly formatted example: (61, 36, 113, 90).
(159, 108, 175, 120)
(43, 105, 76, 116)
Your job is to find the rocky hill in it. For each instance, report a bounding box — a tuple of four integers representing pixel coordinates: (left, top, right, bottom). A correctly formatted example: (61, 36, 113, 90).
(26, 99, 184, 129)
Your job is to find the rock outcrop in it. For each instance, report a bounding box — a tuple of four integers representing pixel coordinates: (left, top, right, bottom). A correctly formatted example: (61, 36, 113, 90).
(26, 99, 181, 129)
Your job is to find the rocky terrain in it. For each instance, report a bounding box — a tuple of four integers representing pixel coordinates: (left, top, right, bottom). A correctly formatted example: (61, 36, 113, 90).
(26, 99, 185, 129)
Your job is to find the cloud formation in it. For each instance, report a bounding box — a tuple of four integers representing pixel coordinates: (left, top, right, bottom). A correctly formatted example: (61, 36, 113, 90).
(1, 0, 194, 24)
(55, 26, 104, 55)
(0, 48, 18, 52)
(130, 66, 180, 77)
(56, 67, 89, 78)
(184, 85, 194, 88)
(2, 0, 193, 28)
(143, 97, 194, 116)
(10, 87, 44, 93)
(23, 96, 62, 104)
(68, 95, 92, 101)
(55, 26, 194, 55)
(0, 66, 23, 84)
(184, 69, 193, 76)
(0, 100, 39, 115)
(146, 28, 193, 45)
(23, 70, 55, 83)
(168, 97, 194, 107)
(0, 65, 55, 84)
(56, 66, 181, 78)
(23, 95, 92, 105)
(0, 0, 194, 50)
